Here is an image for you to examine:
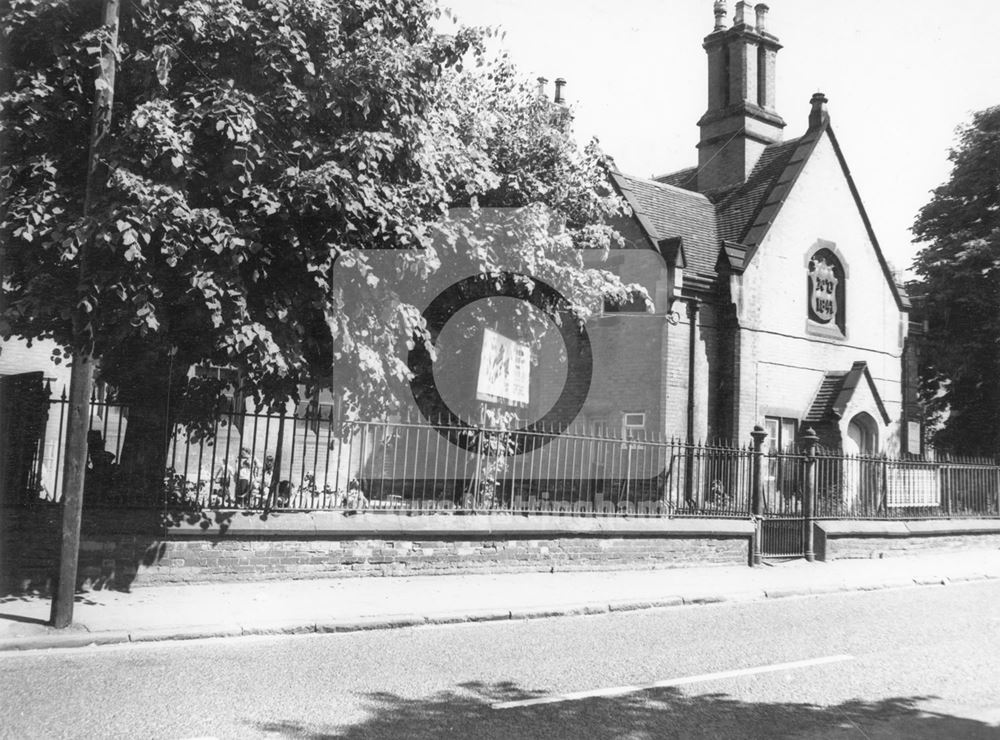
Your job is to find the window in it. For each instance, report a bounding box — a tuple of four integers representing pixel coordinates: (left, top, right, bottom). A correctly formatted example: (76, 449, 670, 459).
(806, 246, 845, 336)
(622, 412, 646, 440)
(764, 416, 797, 454)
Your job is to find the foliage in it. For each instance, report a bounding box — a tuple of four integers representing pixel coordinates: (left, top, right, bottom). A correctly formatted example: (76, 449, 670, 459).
(0, 0, 633, 460)
(910, 105, 1000, 455)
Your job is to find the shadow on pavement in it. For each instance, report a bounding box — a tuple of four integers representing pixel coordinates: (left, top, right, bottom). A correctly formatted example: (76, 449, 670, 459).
(0, 612, 48, 626)
(253, 682, 1000, 739)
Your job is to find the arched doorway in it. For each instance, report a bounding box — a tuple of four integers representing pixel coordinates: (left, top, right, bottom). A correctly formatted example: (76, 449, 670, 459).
(844, 412, 880, 511)
(846, 412, 878, 455)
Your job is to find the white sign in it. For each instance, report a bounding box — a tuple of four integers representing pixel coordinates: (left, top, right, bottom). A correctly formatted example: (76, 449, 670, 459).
(476, 328, 531, 406)
(886, 465, 940, 508)
(907, 421, 921, 455)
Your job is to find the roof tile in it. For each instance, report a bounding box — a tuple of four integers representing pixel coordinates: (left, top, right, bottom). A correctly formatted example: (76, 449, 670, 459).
(611, 171, 719, 276)
(805, 372, 848, 424)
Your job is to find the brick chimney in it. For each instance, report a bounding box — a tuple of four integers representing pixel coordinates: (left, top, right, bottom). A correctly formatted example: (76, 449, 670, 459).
(554, 77, 567, 105)
(696, 1, 785, 192)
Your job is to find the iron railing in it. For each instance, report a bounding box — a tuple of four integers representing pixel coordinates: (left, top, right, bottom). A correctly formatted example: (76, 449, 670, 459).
(758, 448, 1000, 519)
(14, 388, 1000, 520)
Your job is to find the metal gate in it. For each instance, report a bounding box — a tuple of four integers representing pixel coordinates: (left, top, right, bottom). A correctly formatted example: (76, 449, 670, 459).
(759, 516, 807, 558)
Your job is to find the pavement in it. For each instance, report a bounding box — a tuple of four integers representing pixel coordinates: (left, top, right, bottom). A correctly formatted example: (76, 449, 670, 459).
(2, 549, 999, 652)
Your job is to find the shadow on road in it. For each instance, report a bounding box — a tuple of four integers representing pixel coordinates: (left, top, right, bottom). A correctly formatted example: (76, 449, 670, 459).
(253, 682, 999, 739)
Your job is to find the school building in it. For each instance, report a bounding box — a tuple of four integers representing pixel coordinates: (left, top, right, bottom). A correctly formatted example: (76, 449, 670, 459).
(569, 0, 919, 458)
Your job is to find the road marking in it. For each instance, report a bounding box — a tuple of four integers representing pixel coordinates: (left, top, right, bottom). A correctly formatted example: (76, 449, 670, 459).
(491, 654, 854, 710)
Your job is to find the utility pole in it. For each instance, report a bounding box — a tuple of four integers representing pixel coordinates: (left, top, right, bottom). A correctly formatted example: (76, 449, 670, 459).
(50, 0, 120, 629)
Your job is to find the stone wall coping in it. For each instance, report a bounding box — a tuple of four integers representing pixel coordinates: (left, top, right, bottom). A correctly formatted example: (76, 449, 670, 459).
(161, 511, 756, 539)
(817, 519, 1000, 538)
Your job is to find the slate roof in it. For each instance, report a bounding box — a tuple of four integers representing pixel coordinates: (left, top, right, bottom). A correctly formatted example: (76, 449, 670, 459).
(616, 116, 909, 311)
(804, 371, 849, 424)
(712, 137, 806, 246)
(628, 133, 816, 288)
(609, 171, 719, 276)
(653, 133, 815, 266)
(654, 166, 698, 190)
(804, 362, 890, 426)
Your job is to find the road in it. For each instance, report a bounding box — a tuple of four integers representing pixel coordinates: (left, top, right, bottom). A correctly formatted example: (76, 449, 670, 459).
(3, 581, 1000, 739)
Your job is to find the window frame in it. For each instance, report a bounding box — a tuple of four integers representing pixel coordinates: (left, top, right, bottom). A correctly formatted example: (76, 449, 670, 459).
(622, 411, 647, 440)
(764, 416, 798, 454)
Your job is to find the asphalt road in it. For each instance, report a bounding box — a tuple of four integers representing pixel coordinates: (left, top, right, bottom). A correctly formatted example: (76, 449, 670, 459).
(3, 581, 1000, 739)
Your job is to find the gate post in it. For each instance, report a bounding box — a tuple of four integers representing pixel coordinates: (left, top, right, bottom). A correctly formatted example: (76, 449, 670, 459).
(802, 427, 819, 562)
(750, 425, 768, 566)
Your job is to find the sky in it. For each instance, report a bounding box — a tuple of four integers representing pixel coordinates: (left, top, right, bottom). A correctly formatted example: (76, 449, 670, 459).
(438, 0, 1000, 276)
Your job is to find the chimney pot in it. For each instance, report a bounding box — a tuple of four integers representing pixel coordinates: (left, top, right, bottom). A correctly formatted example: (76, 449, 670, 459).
(536, 76, 548, 98)
(809, 91, 829, 128)
(713, 0, 727, 31)
(554, 77, 566, 104)
(754, 3, 769, 32)
(734, 1, 754, 29)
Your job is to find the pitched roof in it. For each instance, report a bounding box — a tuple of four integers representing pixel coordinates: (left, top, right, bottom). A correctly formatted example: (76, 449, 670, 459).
(716, 241, 753, 273)
(805, 371, 849, 424)
(609, 171, 719, 276)
(612, 134, 819, 284)
(713, 136, 807, 246)
(805, 361, 890, 426)
(612, 117, 909, 312)
(654, 166, 698, 190)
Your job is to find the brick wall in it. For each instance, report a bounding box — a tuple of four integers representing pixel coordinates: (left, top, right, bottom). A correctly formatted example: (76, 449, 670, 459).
(584, 316, 668, 436)
(543, 232, 675, 440)
(1, 508, 751, 593)
(820, 533, 1000, 560)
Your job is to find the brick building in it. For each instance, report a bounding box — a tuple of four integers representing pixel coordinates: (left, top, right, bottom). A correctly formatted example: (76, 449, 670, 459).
(1, 1, 921, 490)
(576, 1, 918, 456)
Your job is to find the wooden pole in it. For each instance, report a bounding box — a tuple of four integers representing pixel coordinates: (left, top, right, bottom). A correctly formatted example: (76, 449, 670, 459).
(50, 0, 120, 629)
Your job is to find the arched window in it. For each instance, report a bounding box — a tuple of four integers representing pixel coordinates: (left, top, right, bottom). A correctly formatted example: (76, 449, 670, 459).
(806, 247, 845, 336)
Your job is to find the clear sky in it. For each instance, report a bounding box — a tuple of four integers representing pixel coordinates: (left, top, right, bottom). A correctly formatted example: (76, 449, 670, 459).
(439, 0, 1000, 276)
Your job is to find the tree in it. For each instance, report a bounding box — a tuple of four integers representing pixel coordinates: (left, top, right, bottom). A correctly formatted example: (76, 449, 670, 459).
(0, 0, 633, 488)
(911, 104, 1000, 455)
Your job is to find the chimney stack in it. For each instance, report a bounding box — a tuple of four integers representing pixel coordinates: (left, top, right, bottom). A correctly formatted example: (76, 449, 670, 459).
(554, 77, 567, 104)
(696, 0, 784, 191)
(809, 92, 829, 129)
(536, 76, 548, 98)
